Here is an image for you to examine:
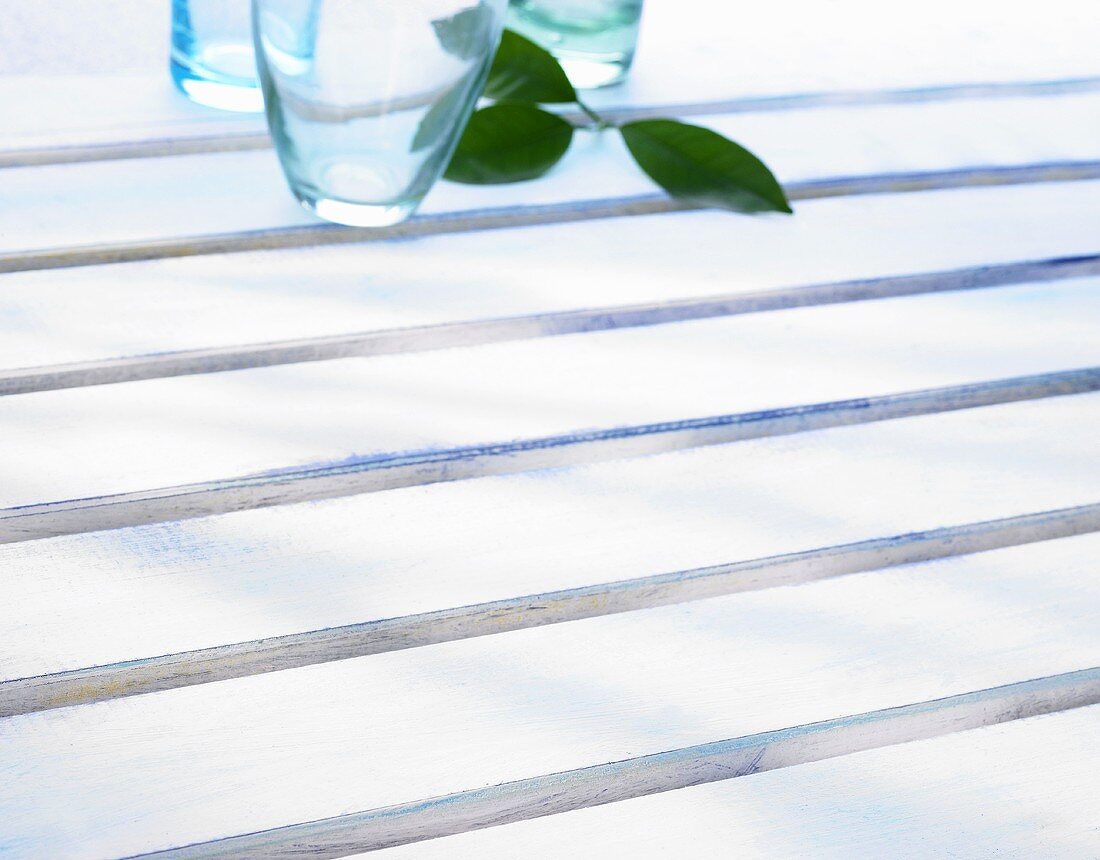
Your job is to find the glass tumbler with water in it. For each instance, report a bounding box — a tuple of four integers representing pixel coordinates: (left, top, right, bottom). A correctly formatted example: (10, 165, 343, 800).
(508, 0, 644, 88)
(172, 0, 263, 111)
(254, 0, 508, 227)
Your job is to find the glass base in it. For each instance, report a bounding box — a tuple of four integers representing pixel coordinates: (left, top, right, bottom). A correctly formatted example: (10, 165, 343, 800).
(296, 193, 419, 228)
(557, 54, 632, 89)
(170, 59, 264, 112)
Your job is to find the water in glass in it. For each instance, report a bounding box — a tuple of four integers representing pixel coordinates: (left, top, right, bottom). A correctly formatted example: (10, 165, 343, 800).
(171, 0, 263, 111)
(508, 0, 643, 88)
(254, 0, 507, 226)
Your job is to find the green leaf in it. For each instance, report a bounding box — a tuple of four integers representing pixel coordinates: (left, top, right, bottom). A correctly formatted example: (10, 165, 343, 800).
(431, 4, 497, 61)
(620, 119, 793, 214)
(484, 29, 577, 104)
(446, 103, 574, 184)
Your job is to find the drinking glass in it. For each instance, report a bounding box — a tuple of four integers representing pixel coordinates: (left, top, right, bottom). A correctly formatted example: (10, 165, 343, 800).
(507, 0, 644, 89)
(171, 0, 263, 111)
(254, 0, 508, 227)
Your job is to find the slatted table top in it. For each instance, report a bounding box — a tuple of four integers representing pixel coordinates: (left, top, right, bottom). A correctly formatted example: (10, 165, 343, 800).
(2, 2, 1099, 858)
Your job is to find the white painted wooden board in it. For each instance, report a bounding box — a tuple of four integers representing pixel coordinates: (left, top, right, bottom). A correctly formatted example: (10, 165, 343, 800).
(133, 671, 1100, 858)
(373, 705, 1100, 859)
(1, 391, 1098, 694)
(2, 93, 1098, 259)
(0, 181, 1098, 375)
(1, 532, 1099, 858)
(3, 0, 1098, 155)
(1, 277, 1098, 515)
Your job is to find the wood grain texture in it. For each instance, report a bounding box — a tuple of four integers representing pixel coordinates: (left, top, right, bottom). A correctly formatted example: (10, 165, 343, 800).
(4, 162, 1099, 276)
(6, 77, 1100, 170)
(4, 255, 1098, 397)
(4, 5, 1098, 857)
(374, 704, 1100, 859)
(2, 531, 1099, 858)
(3, 367, 1098, 545)
(2, 92, 1099, 268)
(135, 670, 1100, 859)
(1, 276, 1098, 532)
(4, 180, 1099, 376)
(3, 502, 1098, 718)
(3, 393, 1097, 693)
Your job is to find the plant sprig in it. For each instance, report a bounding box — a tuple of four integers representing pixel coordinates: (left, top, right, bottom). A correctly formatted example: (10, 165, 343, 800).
(445, 30, 792, 216)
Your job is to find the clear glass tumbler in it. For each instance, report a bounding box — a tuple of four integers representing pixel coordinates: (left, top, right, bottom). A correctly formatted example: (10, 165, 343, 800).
(254, 0, 507, 227)
(171, 0, 263, 111)
(507, 0, 644, 89)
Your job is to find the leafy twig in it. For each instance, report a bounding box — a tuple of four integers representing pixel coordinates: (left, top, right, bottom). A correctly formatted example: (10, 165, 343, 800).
(444, 29, 792, 216)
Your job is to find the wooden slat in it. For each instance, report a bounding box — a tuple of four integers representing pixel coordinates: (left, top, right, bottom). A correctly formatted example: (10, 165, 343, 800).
(2, 532, 1098, 858)
(4, 163, 1098, 275)
(141, 671, 1100, 859)
(374, 704, 1100, 858)
(3, 180, 1099, 379)
(5, 0, 1098, 159)
(4, 253, 1099, 398)
(4, 503, 1098, 718)
(4, 367, 1099, 544)
(2, 93, 1098, 268)
(6, 78, 1100, 170)
(1, 279, 1098, 531)
(3, 392, 1099, 705)
(5, 6, 1096, 858)
(0, 74, 259, 155)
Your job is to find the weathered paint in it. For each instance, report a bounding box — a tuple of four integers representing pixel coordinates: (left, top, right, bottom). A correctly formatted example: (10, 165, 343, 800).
(3, 254, 1097, 397)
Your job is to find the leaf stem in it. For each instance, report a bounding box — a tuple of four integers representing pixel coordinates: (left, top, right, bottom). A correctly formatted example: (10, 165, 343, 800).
(575, 97, 613, 131)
